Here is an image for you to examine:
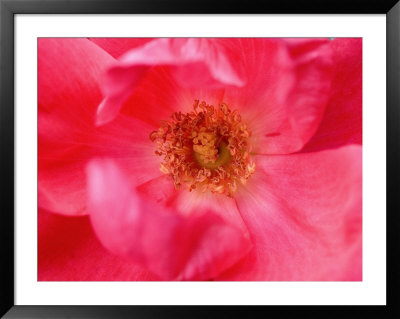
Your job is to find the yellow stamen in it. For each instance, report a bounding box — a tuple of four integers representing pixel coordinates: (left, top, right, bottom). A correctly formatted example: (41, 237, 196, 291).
(193, 140, 231, 169)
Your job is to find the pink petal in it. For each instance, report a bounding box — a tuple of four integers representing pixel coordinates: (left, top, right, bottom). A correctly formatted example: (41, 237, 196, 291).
(89, 115, 163, 186)
(88, 38, 154, 58)
(217, 145, 362, 281)
(302, 38, 362, 152)
(38, 208, 158, 281)
(38, 38, 114, 159)
(220, 38, 334, 154)
(137, 175, 249, 236)
(39, 39, 163, 216)
(87, 160, 252, 280)
(97, 38, 245, 125)
(119, 65, 225, 127)
(38, 38, 113, 215)
(39, 114, 162, 216)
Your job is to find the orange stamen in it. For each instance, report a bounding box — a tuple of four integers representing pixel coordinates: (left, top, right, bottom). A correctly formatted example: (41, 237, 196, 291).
(150, 100, 255, 196)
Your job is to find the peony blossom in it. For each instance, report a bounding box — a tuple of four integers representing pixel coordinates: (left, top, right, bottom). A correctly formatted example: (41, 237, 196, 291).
(38, 38, 362, 281)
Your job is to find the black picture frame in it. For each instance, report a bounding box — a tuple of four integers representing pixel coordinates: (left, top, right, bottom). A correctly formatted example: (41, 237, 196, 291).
(1, 0, 399, 318)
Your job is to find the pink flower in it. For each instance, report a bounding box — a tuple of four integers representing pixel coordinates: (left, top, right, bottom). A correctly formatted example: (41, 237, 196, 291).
(38, 38, 362, 281)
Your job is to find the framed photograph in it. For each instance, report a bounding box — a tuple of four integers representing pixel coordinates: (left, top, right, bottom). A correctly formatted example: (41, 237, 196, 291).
(1, 0, 398, 318)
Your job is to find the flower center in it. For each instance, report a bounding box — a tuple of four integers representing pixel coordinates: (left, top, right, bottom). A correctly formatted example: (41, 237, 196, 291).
(150, 100, 255, 196)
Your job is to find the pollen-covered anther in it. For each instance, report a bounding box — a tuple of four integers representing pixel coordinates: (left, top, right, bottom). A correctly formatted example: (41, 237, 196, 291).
(150, 100, 255, 196)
